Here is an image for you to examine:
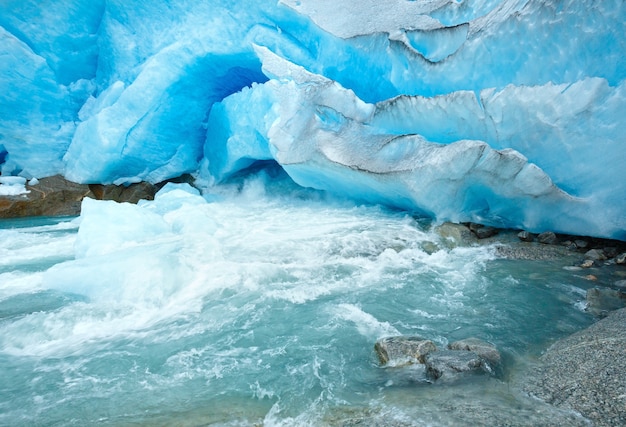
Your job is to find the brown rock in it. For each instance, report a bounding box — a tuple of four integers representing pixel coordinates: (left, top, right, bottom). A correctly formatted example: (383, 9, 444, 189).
(0, 175, 94, 217)
(89, 181, 157, 204)
(0, 176, 159, 218)
(580, 259, 595, 268)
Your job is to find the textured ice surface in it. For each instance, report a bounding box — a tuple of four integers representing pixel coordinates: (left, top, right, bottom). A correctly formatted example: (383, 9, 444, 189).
(0, 0, 624, 238)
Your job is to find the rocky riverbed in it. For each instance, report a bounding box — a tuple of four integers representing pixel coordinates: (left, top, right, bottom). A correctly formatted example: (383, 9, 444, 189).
(357, 222, 626, 426)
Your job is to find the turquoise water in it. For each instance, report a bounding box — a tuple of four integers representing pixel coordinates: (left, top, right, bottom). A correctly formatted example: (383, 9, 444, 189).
(0, 176, 597, 426)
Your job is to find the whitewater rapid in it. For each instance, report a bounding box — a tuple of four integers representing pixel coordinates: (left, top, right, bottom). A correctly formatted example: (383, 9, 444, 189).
(0, 172, 595, 426)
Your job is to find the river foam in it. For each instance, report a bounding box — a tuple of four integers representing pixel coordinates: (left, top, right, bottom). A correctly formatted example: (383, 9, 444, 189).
(0, 172, 595, 425)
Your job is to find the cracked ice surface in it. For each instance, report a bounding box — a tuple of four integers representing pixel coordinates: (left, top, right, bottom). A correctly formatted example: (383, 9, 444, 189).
(0, 0, 625, 239)
(204, 46, 626, 239)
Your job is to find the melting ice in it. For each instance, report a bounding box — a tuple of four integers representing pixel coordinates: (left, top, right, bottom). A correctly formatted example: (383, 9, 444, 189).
(1, 0, 625, 239)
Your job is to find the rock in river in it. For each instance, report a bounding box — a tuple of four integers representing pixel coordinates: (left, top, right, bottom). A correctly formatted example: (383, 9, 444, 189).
(374, 336, 436, 367)
(424, 350, 486, 380)
(448, 337, 501, 367)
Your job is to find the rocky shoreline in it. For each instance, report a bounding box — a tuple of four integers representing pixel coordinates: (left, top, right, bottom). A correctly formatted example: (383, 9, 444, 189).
(518, 307, 626, 426)
(347, 222, 626, 426)
(357, 222, 626, 426)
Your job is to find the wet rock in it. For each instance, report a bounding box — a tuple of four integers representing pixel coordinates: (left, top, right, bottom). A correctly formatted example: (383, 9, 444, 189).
(537, 231, 558, 245)
(435, 223, 476, 247)
(447, 337, 501, 366)
(517, 230, 534, 242)
(561, 240, 578, 251)
(580, 259, 596, 268)
(603, 247, 618, 258)
(584, 248, 607, 261)
(615, 280, 626, 289)
(424, 350, 485, 380)
(374, 336, 437, 366)
(586, 287, 626, 316)
(420, 241, 439, 255)
(615, 252, 626, 265)
(574, 239, 588, 249)
(520, 308, 626, 427)
(89, 181, 157, 204)
(0, 175, 161, 218)
(472, 225, 499, 239)
(0, 175, 94, 217)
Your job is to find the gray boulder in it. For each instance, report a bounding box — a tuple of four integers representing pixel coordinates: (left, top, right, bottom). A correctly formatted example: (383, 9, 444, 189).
(448, 337, 501, 367)
(472, 226, 499, 239)
(586, 287, 626, 316)
(424, 350, 485, 380)
(517, 230, 534, 242)
(435, 222, 476, 247)
(574, 239, 588, 249)
(584, 248, 607, 261)
(374, 336, 437, 366)
(537, 231, 558, 245)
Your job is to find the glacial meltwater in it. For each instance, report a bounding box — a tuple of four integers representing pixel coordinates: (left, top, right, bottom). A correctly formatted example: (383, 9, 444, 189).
(0, 174, 599, 426)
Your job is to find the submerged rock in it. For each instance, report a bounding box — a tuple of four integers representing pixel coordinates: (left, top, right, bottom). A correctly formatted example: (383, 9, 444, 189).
(435, 222, 476, 247)
(374, 336, 436, 366)
(586, 287, 626, 316)
(424, 350, 485, 380)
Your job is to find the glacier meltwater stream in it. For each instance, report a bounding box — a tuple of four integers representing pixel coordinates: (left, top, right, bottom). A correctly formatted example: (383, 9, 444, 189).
(0, 174, 597, 426)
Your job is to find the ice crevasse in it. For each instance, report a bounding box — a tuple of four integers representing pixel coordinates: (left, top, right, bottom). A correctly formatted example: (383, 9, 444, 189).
(0, 0, 625, 240)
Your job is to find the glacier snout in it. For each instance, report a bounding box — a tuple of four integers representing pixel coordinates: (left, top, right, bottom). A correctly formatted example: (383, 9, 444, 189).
(205, 47, 625, 239)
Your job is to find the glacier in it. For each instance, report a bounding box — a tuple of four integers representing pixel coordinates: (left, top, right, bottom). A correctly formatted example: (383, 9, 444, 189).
(1, 0, 625, 239)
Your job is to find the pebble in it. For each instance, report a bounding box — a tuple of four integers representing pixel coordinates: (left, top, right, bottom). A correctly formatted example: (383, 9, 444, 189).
(580, 259, 595, 268)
